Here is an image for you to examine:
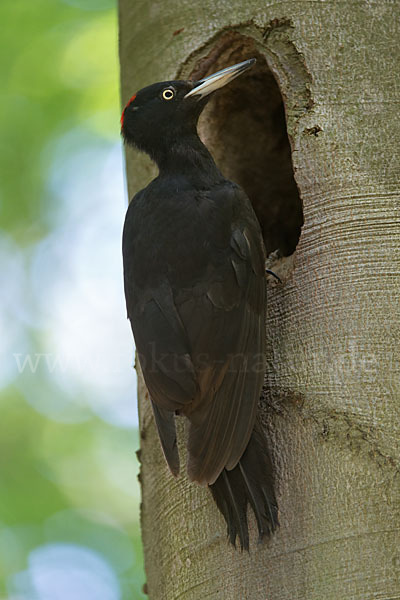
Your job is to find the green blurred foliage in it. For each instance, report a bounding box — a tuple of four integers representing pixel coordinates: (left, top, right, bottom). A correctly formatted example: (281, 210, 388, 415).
(0, 0, 120, 242)
(0, 0, 145, 598)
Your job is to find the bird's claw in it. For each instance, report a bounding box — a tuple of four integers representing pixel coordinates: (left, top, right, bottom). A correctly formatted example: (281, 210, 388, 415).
(265, 269, 282, 283)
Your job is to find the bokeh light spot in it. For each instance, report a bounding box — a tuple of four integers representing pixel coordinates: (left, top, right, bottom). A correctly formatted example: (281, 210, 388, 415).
(10, 543, 121, 600)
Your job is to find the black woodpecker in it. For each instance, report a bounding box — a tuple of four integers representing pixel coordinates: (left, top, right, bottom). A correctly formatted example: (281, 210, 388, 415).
(121, 59, 278, 550)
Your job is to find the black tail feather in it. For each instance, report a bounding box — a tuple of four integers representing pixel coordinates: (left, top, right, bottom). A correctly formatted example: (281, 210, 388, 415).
(209, 422, 278, 550)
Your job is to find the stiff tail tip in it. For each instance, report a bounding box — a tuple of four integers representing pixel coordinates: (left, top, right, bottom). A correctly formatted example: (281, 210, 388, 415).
(209, 426, 278, 551)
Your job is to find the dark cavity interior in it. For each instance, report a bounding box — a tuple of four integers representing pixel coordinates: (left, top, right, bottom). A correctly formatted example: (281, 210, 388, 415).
(195, 40, 303, 256)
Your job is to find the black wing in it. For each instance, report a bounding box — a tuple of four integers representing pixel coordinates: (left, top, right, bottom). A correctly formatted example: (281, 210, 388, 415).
(123, 182, 266, 485)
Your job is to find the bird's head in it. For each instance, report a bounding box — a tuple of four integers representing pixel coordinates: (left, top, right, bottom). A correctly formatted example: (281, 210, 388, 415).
(120, 59, 256, 160)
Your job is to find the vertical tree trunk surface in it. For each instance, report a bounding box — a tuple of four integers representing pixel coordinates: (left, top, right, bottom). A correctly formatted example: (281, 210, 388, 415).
(119, 1, 400, 598)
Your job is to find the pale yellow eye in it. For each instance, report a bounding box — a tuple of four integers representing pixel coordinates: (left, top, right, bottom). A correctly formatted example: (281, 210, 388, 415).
(162, 88, 175, 101)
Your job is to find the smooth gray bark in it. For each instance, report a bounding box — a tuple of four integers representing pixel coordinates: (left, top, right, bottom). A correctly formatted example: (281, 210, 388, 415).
(119, 1, 400, 598)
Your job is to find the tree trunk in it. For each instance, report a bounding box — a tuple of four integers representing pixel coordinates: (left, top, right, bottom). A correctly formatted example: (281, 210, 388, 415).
(119, 1, 400, 598)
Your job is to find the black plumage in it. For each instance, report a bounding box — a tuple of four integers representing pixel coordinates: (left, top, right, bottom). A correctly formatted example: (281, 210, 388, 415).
(121, 60, 278, 549)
